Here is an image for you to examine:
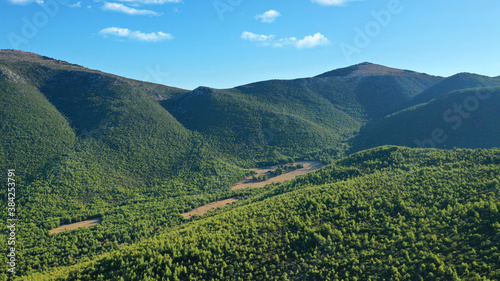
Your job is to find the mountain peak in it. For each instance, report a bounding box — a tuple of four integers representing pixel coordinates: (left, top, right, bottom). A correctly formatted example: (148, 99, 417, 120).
(450, 72, 487, 78)
(0, 49, 85, 69)
(185, 86, 227, 98)
(192, 86, 215, 94)
(315, 62, 420, 78)
(0, 49, 43, 60)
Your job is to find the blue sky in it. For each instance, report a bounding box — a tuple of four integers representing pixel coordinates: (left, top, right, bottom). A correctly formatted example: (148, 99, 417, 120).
(1, 0, 499, 90)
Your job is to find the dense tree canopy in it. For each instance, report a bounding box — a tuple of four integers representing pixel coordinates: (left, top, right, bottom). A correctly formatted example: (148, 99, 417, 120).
(17, 146, 500, 281)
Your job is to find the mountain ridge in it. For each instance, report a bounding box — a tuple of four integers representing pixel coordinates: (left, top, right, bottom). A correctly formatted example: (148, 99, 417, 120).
(410, 72, 500, 106)
(4, 50, 497, 93)
(2, 50, 497, 163)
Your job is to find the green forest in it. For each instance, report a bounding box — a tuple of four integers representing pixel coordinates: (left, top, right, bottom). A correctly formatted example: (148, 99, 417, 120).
(21, 146, 500, 281)
(0, 50, 499, 280)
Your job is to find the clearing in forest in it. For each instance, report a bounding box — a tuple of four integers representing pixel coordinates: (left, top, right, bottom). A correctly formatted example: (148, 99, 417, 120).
(181, 198, 239, 219)
(50, 218, 102, 234)
(181, 161, 324, 219)
(232, 161, 324, 191)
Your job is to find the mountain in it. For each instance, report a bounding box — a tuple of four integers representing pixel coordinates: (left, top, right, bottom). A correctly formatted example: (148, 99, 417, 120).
(27, 146, 500, 281)
(315, 62, 443, 117)
(162, 80, 363, 164)
(315, 62, 428, 78)
(350, 87, 500, 152)
(0, 51, 248, 278)
(0, 50, 223, 191)
(162, 62, 444, 164)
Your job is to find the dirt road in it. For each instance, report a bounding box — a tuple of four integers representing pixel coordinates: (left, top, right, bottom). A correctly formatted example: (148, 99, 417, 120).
(181, 161, 324, 219)
(232, 161, 324, 190)
(181, 198, 239, 219)
(50, 218, 102, 234)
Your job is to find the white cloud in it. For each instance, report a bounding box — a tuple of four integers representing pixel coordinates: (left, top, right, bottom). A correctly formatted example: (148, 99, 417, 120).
(103, 2, 161, 16)
(7, 0, 30, 4)
(99, 27, 173, 42)
(241, 31, 330, 49)
(296, 33, 330, 48)
(255, 10, 281, 23)
(241, 31, 275, 43)
(68, 1, 82, 8)
(113, 0, 181, 4)
(311, 0, 362, 6)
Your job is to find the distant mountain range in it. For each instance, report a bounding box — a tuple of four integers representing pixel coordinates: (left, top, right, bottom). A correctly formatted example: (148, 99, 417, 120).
(1, 49, 499, 178)
(163, 58, 499, 161)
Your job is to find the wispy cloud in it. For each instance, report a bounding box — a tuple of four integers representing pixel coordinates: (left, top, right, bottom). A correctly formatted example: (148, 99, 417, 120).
(68, 1, 82, 8)
(7, 0, 43, 4)
(241, 31, 276, 43)
(99, 27, 173, 42)
(241, 31, 330, 49)
(113, 0, 181, 4)
(8, 0, 180, 4)
(103, 2, 161, 16)
(311, 0, 363, 6)
(255, 10, 281, 23)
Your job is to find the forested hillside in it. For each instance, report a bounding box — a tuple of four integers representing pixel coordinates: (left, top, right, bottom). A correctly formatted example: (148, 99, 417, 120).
(163, 62, 444, 163)
(163, 81, 363, 164)
(350, 87, 500, 152)
(410, 73, 500, 106)
(0, 66, 76, 183)
(25, 147, 500, 280)
(0, 51, 248, 280)
(315, 62, 443, 117)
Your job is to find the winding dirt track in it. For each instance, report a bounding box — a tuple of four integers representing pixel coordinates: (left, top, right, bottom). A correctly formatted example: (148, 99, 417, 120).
(181, 161, 324, 219)
(231, 161, 324, 190)
(50, 218, 102, 234)
(181, 198, 239, 219)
